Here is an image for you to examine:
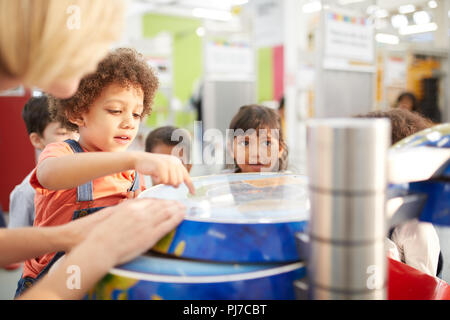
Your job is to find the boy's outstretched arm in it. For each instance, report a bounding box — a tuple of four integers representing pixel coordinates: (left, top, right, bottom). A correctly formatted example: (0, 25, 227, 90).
(37, 152, 135, 190)
(37, 151, 195, 194)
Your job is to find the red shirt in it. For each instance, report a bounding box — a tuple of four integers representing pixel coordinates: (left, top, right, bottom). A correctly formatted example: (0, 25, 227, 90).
(23, 141, 145, 279)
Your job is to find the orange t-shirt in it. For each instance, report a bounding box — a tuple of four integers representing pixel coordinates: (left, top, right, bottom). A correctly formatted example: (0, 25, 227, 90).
(23, 141, 145, 279)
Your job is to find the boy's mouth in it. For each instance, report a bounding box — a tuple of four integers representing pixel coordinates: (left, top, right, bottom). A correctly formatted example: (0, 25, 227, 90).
(114, 135, 131, 145)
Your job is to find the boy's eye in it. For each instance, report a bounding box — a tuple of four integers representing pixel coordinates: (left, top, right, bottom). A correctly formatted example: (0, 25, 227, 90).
(107, 109, 121, 114)
(133, 113, 142, 119)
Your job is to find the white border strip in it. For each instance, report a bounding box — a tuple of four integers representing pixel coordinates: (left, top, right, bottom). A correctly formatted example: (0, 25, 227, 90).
(110, 262, 304, 284)
(183, 215, 309, 224)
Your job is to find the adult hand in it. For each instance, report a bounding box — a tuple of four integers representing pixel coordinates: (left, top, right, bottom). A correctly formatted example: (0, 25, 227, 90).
(81, 198, 185, 266)
(58, 207, 115, 253)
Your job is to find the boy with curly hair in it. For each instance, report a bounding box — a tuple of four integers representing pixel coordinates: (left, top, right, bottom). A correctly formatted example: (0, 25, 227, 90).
(18, 48, 194, 295)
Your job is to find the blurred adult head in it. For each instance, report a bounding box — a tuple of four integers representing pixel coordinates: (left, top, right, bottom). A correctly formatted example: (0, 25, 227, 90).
(396, 92, 420, 112)
(0, 0, 125, 98)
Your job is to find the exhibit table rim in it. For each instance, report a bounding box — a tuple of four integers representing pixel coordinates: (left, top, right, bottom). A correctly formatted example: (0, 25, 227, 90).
(109, 261, 304, 283)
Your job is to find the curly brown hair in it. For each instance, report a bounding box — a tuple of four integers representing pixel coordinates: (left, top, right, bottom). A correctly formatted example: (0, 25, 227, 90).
(356, 108, 434, 145)
(49, 48, 159, 131)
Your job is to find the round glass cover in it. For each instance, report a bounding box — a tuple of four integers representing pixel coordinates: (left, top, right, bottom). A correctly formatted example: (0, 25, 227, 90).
(139, 172, 310, 224)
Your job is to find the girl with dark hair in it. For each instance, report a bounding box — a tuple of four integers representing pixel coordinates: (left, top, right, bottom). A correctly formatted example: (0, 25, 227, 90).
(228, 105, 288, 173)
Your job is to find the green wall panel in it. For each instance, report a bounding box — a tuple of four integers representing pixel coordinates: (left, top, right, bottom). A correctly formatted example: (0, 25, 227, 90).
(142, 14, 203, 105)
(257, 47, 273, 102)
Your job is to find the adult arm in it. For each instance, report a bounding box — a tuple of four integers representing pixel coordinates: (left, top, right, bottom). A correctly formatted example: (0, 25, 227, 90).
(18, 198, 185, 300)
(0, 208, 113, 267)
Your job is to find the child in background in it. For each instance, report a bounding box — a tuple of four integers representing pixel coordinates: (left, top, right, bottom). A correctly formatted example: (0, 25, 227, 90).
(17, 48, 194, 296)
(145, 126, 192, 173)
(9, 96, 77, 228)
(228, 104, 288, 173)
(359, 108, 434, 145)
(357, 108, 441, 277)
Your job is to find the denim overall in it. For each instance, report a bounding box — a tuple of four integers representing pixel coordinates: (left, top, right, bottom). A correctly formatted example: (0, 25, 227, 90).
(15, 139, 139, 297)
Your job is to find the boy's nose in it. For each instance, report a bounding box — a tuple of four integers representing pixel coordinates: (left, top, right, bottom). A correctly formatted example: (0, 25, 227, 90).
(120, 114, 135, 129)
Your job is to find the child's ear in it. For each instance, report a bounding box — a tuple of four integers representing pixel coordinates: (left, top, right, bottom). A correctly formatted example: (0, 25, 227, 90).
(66, 111, 85, 127)
(29, 133, 45, 150)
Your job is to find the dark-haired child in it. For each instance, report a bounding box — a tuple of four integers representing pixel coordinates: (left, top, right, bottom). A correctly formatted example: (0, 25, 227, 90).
(357, 108, 441, 277)
(357, 108, 434, 145)
(9, 96, 77, 228)
(228, 104, 288, 173)
(145, 126, 192, 174)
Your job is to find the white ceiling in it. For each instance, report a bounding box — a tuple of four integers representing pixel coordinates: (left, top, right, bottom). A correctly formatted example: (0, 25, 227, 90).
(132, 0, 247, 11)
(131, 0, 437, 14)
(128, 0, 445, 22)
(375, 0, 431, 11)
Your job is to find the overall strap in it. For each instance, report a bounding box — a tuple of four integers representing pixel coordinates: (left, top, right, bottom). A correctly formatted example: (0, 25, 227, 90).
(129, 171, 140, 192)
(64, 139, 93, 202)
(65, 139, 139, 197)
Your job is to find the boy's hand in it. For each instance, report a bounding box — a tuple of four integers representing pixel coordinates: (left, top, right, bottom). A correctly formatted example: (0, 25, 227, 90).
(133, 152, 195, 195)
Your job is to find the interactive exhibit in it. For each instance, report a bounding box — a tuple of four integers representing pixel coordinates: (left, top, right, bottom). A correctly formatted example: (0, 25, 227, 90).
(89, 121, 450, 300)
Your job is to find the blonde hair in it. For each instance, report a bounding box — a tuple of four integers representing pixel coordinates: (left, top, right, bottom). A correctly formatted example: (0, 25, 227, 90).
(0, 0, 124, 90)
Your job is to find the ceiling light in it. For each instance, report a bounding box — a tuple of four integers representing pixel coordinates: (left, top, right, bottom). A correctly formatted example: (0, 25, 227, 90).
(399, 5, 416, 14)
(391, 14, 408, 29)
(413, 11, 431, 25)
(196, 27, 205, 37)
(428, 1, 438, 9)
(375, 9, 389, 18)
(376, 33, 400, 45)
(302, 1, 322, 13)
(399, 22, 437, 35)
(192, 8, 232, 21)
(338, 0, 365, 4)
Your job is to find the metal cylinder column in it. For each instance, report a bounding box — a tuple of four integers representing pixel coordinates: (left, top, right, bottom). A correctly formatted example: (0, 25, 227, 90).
(305, 118, 391, 299)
